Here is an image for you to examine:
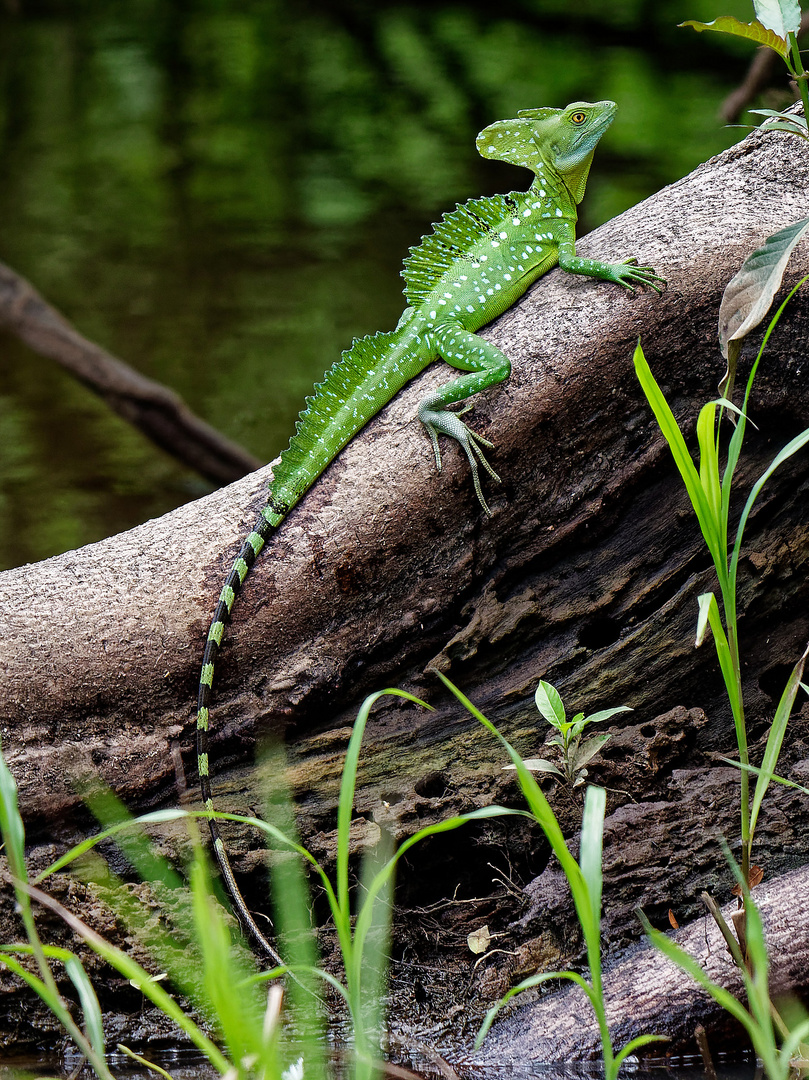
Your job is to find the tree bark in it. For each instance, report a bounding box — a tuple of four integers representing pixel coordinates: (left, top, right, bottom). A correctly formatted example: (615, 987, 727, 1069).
(472, 864, 809, 1066)
(2, 121, 809, 1058)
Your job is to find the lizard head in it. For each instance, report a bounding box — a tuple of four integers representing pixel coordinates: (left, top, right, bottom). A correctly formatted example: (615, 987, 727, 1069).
(476, 100, 616, 203)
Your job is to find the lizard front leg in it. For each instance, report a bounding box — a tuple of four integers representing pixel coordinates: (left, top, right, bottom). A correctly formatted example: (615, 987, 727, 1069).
(557, 226, 665, 293)
(418, 321, 511, 515)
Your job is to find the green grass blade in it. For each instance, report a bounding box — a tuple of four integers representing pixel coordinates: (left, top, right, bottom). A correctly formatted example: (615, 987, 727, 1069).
(749, 641, 809, 846)
(638, 912, 752, 1029)
(474, 970, 591, 1049)
(336, 689, 431, 928)
(64, 955, 106, 1062)
(696, 593, 743, 724)
(579, 786, 605, 940)
(353, 806, 525, 961)
(633, 343, 722, 565)
(0, 740, 26, 878)
(0, 947, 116, 1080)
(189, 855, 264, 1067)
(0, 742, 65, 1006)
(781, 1018, 809, 1065)
(432, 670, 592, 923)
(696, 401, 722, 530)
(35, 808, 190, 882)
(16, 878, 234, 1074)
(116, 1044, 176, 1080)
(81, 788, 186, 891)
(611, 1034, 668, 1074)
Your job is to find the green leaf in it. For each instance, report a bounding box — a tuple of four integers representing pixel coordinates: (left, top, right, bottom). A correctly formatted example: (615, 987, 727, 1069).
(753, 0, 801, 37)
(749, 107, 809, 132)
(581, 706, 632, 727)
(534, 681, 566, 728)
(634, 342, 723, 567)
(571, 734, 612, 773)
(503, 757, 564, 776)
(749, 639, 809, 846)
(679, 17, 788, 56)
(718, 216, 809, 360)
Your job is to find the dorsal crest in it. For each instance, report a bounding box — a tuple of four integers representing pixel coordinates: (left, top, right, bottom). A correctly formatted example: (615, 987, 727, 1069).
(401, 192, 518, 307)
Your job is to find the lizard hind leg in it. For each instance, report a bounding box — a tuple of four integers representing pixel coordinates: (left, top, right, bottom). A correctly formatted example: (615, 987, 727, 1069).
(418, 322, 511, 515)
(419, 396, 500, 515)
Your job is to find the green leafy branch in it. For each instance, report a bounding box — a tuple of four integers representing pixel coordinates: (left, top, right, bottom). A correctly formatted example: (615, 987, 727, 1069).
(682, 0, 809, 139)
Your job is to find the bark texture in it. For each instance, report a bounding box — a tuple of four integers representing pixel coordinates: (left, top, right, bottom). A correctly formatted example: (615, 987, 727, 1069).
(2, 122, 809, 1059)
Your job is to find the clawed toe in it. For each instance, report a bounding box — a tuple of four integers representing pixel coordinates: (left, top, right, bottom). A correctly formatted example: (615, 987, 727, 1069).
(420, 404, 499, 515)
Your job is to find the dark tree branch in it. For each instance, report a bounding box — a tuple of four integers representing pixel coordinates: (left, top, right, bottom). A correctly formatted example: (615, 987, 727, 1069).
(0, 260, 262, 485)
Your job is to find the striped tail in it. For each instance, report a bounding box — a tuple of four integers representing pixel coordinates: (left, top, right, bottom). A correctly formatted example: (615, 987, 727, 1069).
(196, 501, 286, 964)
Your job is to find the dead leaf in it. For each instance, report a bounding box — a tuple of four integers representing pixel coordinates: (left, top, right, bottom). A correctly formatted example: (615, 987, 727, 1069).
(467, 924, 491, 955)
(732, 864, 764, 895)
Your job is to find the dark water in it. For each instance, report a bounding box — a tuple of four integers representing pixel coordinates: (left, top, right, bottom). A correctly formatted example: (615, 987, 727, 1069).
(0, 1045, 762, 1080)
(0, 0, 761, 570)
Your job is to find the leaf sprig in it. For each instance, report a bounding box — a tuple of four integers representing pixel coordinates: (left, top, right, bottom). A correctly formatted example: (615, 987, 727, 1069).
(505, 681, 630, 787)
(681, 0, 809, 140)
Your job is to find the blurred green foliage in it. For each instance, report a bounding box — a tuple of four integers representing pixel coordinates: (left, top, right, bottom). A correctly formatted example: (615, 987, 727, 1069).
(0, 0, 778, 568)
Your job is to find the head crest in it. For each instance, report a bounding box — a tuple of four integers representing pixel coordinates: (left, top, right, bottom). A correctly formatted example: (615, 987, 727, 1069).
(476, 100, 616, 202)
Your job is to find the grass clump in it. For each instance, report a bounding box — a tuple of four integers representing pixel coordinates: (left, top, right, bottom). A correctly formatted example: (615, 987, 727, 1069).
(0, 689, 521, 1080)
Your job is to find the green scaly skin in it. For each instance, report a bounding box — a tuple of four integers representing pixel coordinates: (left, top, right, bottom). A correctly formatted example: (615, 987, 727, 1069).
(196, 100, 665, 960)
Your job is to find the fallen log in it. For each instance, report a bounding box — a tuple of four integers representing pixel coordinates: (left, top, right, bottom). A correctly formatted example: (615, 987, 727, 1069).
(471, 863, 809, 1065)
(1, 119, 809, 1054)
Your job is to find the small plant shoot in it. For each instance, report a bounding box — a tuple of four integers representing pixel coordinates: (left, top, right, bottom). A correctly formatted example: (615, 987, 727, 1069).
(433, 671, 663, 1079)
(504, 680, 630, 787)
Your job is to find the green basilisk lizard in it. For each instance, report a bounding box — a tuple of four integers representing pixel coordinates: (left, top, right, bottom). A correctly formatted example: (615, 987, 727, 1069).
(196, 99, 664, 961)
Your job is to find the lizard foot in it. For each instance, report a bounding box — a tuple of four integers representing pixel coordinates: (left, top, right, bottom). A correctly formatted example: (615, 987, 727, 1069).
(610, 257, 667, 293)
(419, 398, 500, 515)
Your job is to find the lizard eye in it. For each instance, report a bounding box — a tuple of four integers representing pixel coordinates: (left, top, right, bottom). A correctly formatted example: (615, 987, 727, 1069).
(570, 112, 587, 125)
